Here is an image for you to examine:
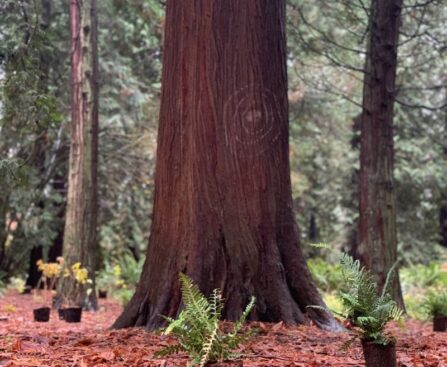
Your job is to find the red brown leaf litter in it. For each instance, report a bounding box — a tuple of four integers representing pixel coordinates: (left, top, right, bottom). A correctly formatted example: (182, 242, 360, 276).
(0, 290, 446, 366)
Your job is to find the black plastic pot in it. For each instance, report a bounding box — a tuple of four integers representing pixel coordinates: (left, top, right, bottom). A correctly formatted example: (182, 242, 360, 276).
(98, 289, 108, 299)
(21, 286, 32, 295)
(33, 307, 50, 322)
(58, 308, 66, 320)
(433, 314, 447, 332)
(64, 307, 82, 323)
(361, 339, 396, 367)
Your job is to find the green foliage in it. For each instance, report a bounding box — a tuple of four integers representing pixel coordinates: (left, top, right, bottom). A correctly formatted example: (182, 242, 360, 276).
(400, 263, 447, 290)
(287, 0, 447, 262)
(0, 159, 32, 189)
(308, 258, 346, 293)
(118, 252, 145, 286)
(95, 262, 119, 292)
(422, 289, 447, 318)
(96, 252, 144, 306)
(336, 254, 403, 345)
(400, 263, 447, 320)
(0, 278, 6, 297)
(312, 259, 447, 321)
(7, 276, 25, 294)
(156, 273, 255, 367)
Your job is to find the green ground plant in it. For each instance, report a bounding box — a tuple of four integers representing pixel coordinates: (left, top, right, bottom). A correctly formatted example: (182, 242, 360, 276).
(156, 273, 255, 367)
(400, 263, 447, 289)
(337, 254, 403, 345)
(96, 253, 144, 306)
(400, 263, 447, 319)
(7, 277, 25, 293)
(422, 289, 447, 317)
(309, 253, 403, 346)
(307, 258, 346, 293)
(309, 256, 447, 321)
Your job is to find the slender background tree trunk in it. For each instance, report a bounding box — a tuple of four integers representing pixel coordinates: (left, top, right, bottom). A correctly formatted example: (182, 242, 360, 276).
(60, 0, 98, 309)
(441, 111, 447, 248)
(114, 0, 339, 331)
(357, 0, 405, 308)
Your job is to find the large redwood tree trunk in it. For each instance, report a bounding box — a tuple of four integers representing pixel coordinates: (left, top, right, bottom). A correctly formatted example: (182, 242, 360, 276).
(60, 0, 99, 309)
(357, 0, 405, 308)
(113, 0, 338, 330)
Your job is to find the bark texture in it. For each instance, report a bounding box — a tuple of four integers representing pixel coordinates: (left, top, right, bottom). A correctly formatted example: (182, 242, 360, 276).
(441, 198, 447, 248)
(357, 0, 405, 308)
(440, 114, 447, 248)
(61, 0, 98, 309)
(113, 0, 339, 331)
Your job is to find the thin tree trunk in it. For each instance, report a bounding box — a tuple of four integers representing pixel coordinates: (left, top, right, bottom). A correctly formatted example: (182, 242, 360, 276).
(441, 112, 447, 248)
(113, 0, 339, 331)
(441, 202, 447, 248)
(357, 0, 405, 309)
(348, 114, 360, 256)
(308, 213, 318, 242)
(0, 194, 10, 274)
(60, 0, 98, 310)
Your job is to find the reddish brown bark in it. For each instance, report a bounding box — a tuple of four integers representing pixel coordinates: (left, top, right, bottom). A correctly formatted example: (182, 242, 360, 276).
(357, 0, 404, 308)
(113, 0, 339, 331)
(60, 0, 98, 309)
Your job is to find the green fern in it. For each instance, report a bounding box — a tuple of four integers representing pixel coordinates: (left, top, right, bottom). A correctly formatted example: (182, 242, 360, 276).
(338, 254, 403, 345)
(155, 273, 255, 366)
(422, 288, 447, 317)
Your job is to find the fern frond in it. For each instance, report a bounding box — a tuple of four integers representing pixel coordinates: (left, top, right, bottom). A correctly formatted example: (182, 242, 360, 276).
(233, 296, 255, 334)
(209, 288, 224, 320)
(199, 319, 219, 367)
(179, 273, 211, 327)
(307, 304, 346, 318)
(154, 344, 184, 357)
(380, 260, 400, 300)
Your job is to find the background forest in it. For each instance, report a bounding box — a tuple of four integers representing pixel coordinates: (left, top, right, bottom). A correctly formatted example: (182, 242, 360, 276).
(0, 0, 446, 314)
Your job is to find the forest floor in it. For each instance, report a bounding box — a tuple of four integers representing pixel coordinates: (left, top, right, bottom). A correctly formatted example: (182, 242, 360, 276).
(0, 290, 446, 367)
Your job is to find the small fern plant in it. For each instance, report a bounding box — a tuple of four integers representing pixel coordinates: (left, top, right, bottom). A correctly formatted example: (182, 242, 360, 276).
(155, 273, 255, 366)
(337, 254, 403, 345)
(422, 288, 447, 317)
(309, 253, 403, 346)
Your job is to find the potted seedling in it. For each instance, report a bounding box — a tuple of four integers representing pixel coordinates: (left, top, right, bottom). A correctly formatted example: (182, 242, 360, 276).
(339, 255, 403, 367)
(423, 289, 447, 332)
(58, 262, 91, 323)
(33, 259, 62, 322)
(310, 254, 402, 367)
(95, 271, 108, 299)
(96, 263, 123, 299)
